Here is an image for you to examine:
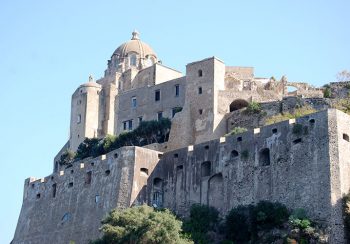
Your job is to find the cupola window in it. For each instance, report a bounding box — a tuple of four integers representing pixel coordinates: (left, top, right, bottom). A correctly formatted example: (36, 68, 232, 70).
(130, 54, 137, 66)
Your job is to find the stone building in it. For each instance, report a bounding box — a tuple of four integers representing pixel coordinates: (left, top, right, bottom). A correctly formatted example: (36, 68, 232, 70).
(13, 31, 350, 243)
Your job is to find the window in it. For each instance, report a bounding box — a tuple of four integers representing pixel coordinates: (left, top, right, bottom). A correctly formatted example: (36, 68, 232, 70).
(157, 112, 163, 121)
(85, 171, 92, 185)
(231, 150, 239, 158)
(130, 54, 137, 66)
(237, 137, 242, 142)
(131, 97, 137, 108)
(123, 120, 133, 131)
(36, 193, 41, 199)
(52, 183, 57, 198)
(199, 109, 203, 115)
(155, 90, 161, 101)
(259, 148, 270, 166)
(272, 128, 278, 134)
(123, 121, 127, 130)
(174, 153, 179, 158)
(198, 87, 202, 94)
(175, 84, 179, 97)
(68, 182, 73, 188)
(77, 114, 81, 124)
(105, 170, 111, 176)
(198, 69, 203, 77)
(95, 195, 100, 203)
(140, 168, 149, 176)
(62, 213, 71, 224)
(201, 161, 211, 177)
(343, 133, 350, 142)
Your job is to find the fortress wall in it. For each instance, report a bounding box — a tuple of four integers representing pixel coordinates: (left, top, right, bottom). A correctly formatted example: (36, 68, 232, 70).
(149, 110, 333, 225)
(13, 146, 160, 244)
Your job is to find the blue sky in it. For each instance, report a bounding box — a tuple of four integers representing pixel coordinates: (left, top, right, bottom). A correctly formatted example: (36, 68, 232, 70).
(0, 0, 349, 242)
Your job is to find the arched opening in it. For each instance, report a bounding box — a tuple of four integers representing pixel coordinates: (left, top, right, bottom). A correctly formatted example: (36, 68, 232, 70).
(130, 53, 137, 66)
(198, 69, 203, 77)
(229, 99, 249, 112)
(140, 168, 149, 176)
(153, 178, 163, 208)
(208, 173, 224, 211)
(231, 150, 239, 159)
(201, 161, 211, 177)
(286, 86, 298, 96)
(259, 148, 270, 166)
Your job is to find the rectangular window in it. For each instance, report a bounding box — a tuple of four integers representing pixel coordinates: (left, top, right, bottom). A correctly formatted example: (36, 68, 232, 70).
(175, 84, 179, 97)
(77, 114, 81, 124)
(198, 87, 202, 95)
(123, 121, 127, 130)
(128, 120, 133, 130)
(138, 116, 143, 123)
(131, 97, 137, 108)
(155, 90, 160, 101)
(157, 112, 163, 121)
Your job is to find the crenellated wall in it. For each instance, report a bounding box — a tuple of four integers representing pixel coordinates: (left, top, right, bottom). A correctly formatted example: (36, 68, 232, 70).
(13, 146, 161, 244)
(148, 109, 350, 243)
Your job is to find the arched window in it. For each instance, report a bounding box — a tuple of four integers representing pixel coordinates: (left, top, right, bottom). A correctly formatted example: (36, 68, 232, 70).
(231, 150, 239, 159)
(130, 54, 137, 66)
(201, 161, 211, 177)
(198, 69, 203, 77)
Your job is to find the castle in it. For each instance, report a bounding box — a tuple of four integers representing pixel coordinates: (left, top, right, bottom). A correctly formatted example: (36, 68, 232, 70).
(13, 31, 350, 244)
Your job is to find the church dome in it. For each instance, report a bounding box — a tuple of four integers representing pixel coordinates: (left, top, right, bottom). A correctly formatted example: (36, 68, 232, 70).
(112, 31, 157, 59)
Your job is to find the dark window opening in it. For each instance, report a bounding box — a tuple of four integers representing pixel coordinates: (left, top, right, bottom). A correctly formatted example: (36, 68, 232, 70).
(198, 87, 202, 94)
(293, 138, 302, 144)
(309, 119, 315, 124)
(174, 153, 179, 158)
(343, 133, 350, 142)
(272, 128, 278, 134)
(70, 170, 74, 174)
(198, 69, 203, 77)
(157, 112, 163, 121)
(52, 183, 57, 198)
(177, 165, 183, 170)
(175, 84, 179, 97)
(140, 168, 149, 176)
(155, 90, 161, 101)
(114, 153, 118, 158)
(36, 193, 41, 199)
(91, 162, 95, 166)
(105, 170, 111, 176)
(237, 137, 242, 142)
(158, 154, 163, 159)
(231, 150, 239, 158)
(259, 148, 270, 166)
(204, 145, 209, 150)
(201, 161, 211, 177)
(31, 184, 35, 188)
(68, 182, 73, 188)
(199, 109, 203, 115)
(85, 171, 92, 185)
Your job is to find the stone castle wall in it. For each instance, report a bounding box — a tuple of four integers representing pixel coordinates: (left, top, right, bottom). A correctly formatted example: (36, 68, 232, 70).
(148, 109, 350, 243)
(13, 147, 161, 244)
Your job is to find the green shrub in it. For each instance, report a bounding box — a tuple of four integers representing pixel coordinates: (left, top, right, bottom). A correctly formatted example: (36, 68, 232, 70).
(91, 205, 193, 244)
(183, 204, 219, 244)
(252, 201, 289, 231)
(74, 118, 172, 161)
(323, 87, 331, 98)
(343, 193, 350, 240)
(225, 205, 253, 242)
(246, 101, 262, 114)
(227, 127, 247, 136)
(289, 208, 311, 230)
(58, 150, 76, 165)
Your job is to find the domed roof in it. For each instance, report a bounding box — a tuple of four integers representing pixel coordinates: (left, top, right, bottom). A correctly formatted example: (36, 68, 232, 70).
(112, 31, 157, 58)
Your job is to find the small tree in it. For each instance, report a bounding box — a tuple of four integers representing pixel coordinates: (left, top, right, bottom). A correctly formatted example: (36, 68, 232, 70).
(246, 102, 262, 114)
(91, 205, 193, 244)
(58, 150, 76, 165)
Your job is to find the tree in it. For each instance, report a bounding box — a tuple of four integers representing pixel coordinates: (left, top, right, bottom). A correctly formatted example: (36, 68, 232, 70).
(337, 70, 350, 82)
(91, 205, 193, 244)
(58, 149, 76, 165)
